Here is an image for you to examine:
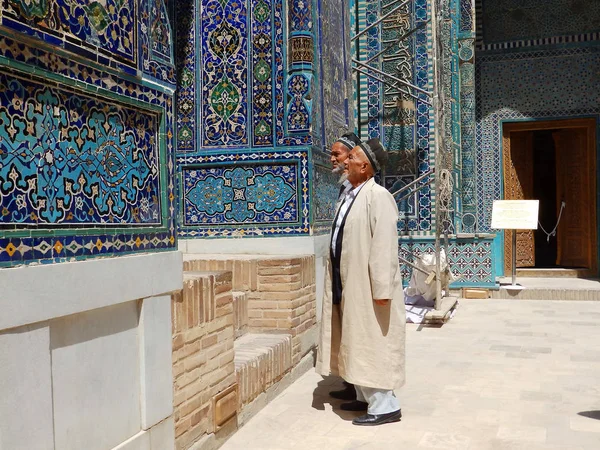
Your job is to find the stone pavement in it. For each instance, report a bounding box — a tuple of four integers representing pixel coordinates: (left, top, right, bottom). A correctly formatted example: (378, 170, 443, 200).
(221, 299, 600, 450)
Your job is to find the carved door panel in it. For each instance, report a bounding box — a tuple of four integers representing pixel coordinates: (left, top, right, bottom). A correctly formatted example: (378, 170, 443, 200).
(554, 128, 592, 268)
(503, 131, 535, 272)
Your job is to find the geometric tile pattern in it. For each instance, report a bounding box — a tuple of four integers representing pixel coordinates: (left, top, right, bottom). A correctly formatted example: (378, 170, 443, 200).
(1, 0, 137, 66)
(459, 0, 474, 34)
(355, 0, 433, 233)
(175, 0, 197, 152)
(480, 0, 600, 45)
(276, 0, 312, 146)
(313, 163, 341, 224)
(178, 148, 309, 237)
(176, 0, 318, 239)
(201, 0, 248, 147)
(458, 39, 477, 229)
(140, 0, 176, 85)
(251, 0, 274, 147)
(399, 238, 495, 286)
(318, 0, 351, 149)
(183, 164, 297, 225)
(0, 19, 176, 267)
(0, 70, 161, 226)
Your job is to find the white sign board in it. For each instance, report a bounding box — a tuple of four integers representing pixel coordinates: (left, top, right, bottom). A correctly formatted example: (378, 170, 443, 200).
(491, 200, 539, 230)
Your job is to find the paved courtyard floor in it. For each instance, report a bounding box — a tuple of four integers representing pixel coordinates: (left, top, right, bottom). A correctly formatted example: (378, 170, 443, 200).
(221, 299, 600, 450)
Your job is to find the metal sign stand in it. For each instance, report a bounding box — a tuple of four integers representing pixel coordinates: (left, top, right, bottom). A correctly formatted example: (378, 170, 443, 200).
(491, 200, 540, 291)
(508, 230, 524, 290)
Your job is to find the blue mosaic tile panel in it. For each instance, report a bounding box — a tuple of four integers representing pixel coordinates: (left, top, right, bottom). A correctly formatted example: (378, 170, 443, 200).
(0, 36, 176, 266)
(139, 0, 176, 85)
(149, 0, 173, 64)
(354, 0, 432, 232)
(459, 39, 476, 223)
(313, 163, 340, 223)
(318, 0, 351, 148)
(365, 0, 381, 140)
(481, 0, 600, 45)
(175, 0, 196, 152)
(201, 0, 248, 147)
(178, 148, 310, 237)
(475, 47, 600, 232)
(286, 74, 311, 132)
(385, 175, 416, 217)
(0, 0, 137, 66)
(289, 0, 312, 32)
(251, 0, 274, 147)
(399, 239, 494, 286)
(183, 164, 297, 225)
(460, 0, 474, 34)
(274, 0, 311, 146)
(382, 0, 415, 153)
(0, 70, 161, 227)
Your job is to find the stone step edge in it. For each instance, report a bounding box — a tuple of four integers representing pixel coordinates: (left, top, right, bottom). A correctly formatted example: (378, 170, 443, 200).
(490, 290, 600, 301)
(234, 333, 293, 409)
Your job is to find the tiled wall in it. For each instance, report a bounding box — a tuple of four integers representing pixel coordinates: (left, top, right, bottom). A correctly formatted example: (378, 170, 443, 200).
(353, 0, 433, 234)
(472, 0, 600, 275)
(474, 0, 600, 231)
(175, 0, 351, 238)
(0, 0, 177, 267)
(349, 0, 496, 286)
(478, 0, 600, 49)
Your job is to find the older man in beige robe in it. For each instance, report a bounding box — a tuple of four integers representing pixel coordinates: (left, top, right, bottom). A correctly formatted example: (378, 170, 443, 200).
(316, 138, 405, 426)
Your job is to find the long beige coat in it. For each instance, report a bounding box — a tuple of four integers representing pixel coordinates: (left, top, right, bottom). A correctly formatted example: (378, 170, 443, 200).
(316, 178, 406, 390)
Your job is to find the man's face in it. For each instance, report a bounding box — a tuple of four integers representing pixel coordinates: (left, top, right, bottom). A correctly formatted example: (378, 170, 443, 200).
(344, 147, 370, 186)
(330, 142, 350, 174)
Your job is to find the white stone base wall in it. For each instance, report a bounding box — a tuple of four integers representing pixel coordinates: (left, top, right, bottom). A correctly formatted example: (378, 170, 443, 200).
(0, 252, 183, 450)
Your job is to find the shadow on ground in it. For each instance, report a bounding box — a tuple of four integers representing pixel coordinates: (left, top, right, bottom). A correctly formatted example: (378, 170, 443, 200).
(578, 410, 600, 420)
(311, 375, 362, 422)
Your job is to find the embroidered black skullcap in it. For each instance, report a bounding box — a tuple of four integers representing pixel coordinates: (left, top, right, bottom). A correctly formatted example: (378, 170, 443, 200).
(358, 138, 388, 173)
(335, 132, 361, 151)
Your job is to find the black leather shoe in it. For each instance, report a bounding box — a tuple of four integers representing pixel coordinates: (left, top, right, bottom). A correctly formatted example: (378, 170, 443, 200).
(329, 384, 356, 401)
(352, 410, 402, 426)
(340, 400, 368, 411)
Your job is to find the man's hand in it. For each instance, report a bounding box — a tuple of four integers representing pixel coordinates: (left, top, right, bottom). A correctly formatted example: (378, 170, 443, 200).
(374, 299, 390, 306)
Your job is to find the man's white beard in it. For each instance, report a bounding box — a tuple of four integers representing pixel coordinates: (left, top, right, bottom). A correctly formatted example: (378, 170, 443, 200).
(337, 172, 348, 185)
(332, 164, 344, 174)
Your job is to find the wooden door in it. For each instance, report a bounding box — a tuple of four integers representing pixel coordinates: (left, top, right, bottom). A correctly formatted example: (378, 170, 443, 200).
(503, 130, 535, 272)
(554, 128, 595, 269)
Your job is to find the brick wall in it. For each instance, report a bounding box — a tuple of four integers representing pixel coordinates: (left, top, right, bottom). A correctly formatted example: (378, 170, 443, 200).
(183, 255, 317, 365)
(171, 271, 235, 450)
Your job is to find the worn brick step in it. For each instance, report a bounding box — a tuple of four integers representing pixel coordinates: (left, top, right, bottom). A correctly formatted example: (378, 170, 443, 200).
(174, 271, 231, 333)
(234, 333, 292, 408)
(232, 291, 248, 339)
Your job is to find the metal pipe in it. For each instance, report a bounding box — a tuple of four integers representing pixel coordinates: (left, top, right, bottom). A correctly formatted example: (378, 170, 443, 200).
(396, 179, 434, 204)
(398, 255, 430, 276)
(351, 0, 411, 42)
(365, 21, 428, 65)
(390, 170, 434, 197)
(352, 58, 432, 96)
(383, 0, 408, 9)
(512, 230, 517, 286)
(352, 66, 431, 105)
(431, 0, 443, 311)
(383, 54, 412, 62)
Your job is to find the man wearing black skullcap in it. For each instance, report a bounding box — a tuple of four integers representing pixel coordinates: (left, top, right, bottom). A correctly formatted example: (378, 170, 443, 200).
(317, 138, 405, 426)
(325, 131, 362, 404)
